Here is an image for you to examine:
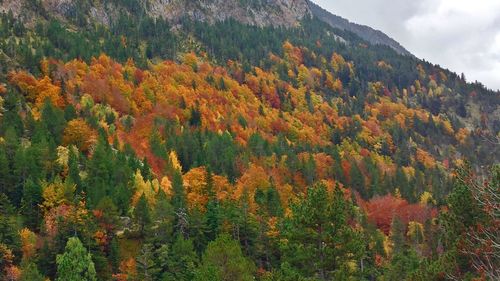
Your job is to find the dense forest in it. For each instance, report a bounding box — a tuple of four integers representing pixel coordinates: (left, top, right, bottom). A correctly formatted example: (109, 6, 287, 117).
(0, 1, 498, 280)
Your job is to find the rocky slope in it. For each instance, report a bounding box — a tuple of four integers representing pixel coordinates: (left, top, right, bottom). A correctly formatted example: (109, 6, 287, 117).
(308, 1, 411, 55)
(0, 0, 311, 27)
(145, 0, 312, 27)
(1, 0, 411, 54)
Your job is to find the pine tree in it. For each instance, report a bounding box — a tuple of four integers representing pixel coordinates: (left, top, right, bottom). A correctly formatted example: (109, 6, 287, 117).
(172, 170, 186, 211)
(136, 244, 157, 281)
(302, 155, 316, 185)
(56, 237, 97, 281)
(160, 236, 198, 281)
(390, 217, 406, 255)
(281, 183, 365, 280)
(172, 170, 189, 237)
(0, 193, 19, 250)
(204, 169, 220, 242)
(134, 194, 151, 236)
(109, 237, 120, 273)
(20, 262, 45, 281)
(350, 162, 366, 198)
(20, 179, 42, 230)
(194, 234, 255, 281)
(41, 99, 66, 144)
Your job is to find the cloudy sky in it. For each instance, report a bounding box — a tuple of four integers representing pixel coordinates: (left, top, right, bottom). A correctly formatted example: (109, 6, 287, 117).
(312, 0, 500, 91)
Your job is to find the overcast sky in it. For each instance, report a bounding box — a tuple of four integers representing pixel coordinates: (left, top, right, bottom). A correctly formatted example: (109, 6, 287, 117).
(311, 0, 500, 91)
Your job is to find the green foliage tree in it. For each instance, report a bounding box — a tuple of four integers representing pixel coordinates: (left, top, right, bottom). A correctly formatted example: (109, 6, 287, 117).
(136, 243, 157, 281)
(194, 234, 255, 281)
(20, 262, 45, 281)
(281, 183, 365, 280)
(20, 179, 42, 230)
(159, 236, 199, 281)
(56, 237, 97, 281)
(134, 194, 151, 236)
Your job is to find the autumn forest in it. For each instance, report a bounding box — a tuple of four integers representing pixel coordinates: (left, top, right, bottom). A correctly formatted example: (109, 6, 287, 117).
(0, 1, 498, 281)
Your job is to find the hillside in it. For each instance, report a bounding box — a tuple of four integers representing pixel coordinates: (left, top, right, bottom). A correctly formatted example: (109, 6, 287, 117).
(308, 1, 411, 55)
(0, 1, 498, 281)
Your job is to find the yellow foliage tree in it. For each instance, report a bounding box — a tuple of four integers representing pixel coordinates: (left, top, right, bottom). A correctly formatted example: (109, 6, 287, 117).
(41, 179, 76, 214)
(62, 119, 97, 153)
(19, 228, 37, 262)
(131, 170, 157, 206)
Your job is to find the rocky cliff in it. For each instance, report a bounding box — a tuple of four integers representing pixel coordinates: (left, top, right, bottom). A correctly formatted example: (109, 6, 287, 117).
(0, 0, 311, 27)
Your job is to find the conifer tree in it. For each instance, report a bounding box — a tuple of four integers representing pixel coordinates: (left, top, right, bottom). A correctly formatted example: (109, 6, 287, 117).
(134, 194, 151, 236)
(194, 234, 255, 281)
(56, 237, 97, 281)
(281, 183, 365, 280)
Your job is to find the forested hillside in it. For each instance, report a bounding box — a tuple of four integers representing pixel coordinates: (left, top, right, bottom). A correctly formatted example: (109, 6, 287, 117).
(0, 1, 498, 280)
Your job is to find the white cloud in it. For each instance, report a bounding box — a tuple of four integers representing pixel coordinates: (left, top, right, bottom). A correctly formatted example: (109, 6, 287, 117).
(311, 0, 500, 90)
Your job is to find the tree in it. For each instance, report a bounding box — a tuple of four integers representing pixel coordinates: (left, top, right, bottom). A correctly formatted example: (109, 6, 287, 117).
(0, 193, 19, 251)
(20, 179, 42, 230)
(382, 249, 420, 281)
(172, 170, 189, 237)
(41, 99, 66, 144)
(62, 119, 97, 153)
(109, 237, 120, 273)
(56, 237, 97, 281)
(134, 194, 151, 236)
(281, 183, 365, 280)
(204, 169, 221, 242)
(390, 217, 406, 255)
(136, 244, 157, 281)
(440, 164, 499, 280)
(159, 236, 198, 281)
(194, 234, 255, 281)
(20, 262, 44, 281)
(350, 162, 366, 198)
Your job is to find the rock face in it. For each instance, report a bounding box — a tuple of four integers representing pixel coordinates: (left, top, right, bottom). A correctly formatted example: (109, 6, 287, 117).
(146, 0, 312, 27)
(0, 0, 311, 27)
(308, 1, 411, 56)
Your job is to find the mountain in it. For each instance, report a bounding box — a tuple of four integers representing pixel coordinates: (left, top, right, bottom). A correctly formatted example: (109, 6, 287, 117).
(308, 1, 411, 55)
(1, 0, 410, 54)
(0, 0, 311, 27)
(0, 1, 498, 281)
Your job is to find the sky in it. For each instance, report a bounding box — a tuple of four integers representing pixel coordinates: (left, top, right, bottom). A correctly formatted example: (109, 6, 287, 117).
(311, 0, 500, 91)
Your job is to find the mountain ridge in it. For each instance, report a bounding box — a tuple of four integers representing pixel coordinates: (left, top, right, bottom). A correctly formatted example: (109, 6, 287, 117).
(0, 0, 410, 55)
(307, 1, 411, 55)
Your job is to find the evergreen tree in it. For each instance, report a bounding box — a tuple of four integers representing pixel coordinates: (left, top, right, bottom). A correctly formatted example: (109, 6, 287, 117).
(390, 217, 406, 255)
(350, 162, 366, 199)
(20, 262, 45, 281)
(20, 179, 42, 230)
(204, 169, 221, 242)
(136, 243, 157, 281)
(56, 237, 97, 281)
(302, 155, 316, 186)
(0, 193, 19, 250)
(281, 183, 365, 280)
(396, 168, 413, 201)
(382, 249, 421, 281)
(194, 234, 255, 281)
(134, 194, 151, 236)
(41, 100, 66, 144)
(172, 170, 189, 237)
(0, 145, 11, 199)
(108, 237, 120, 273)
(159, 236, 199, 281)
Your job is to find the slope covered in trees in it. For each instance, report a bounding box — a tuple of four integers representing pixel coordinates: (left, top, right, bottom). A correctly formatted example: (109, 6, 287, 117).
(0, 1, 498, 280)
